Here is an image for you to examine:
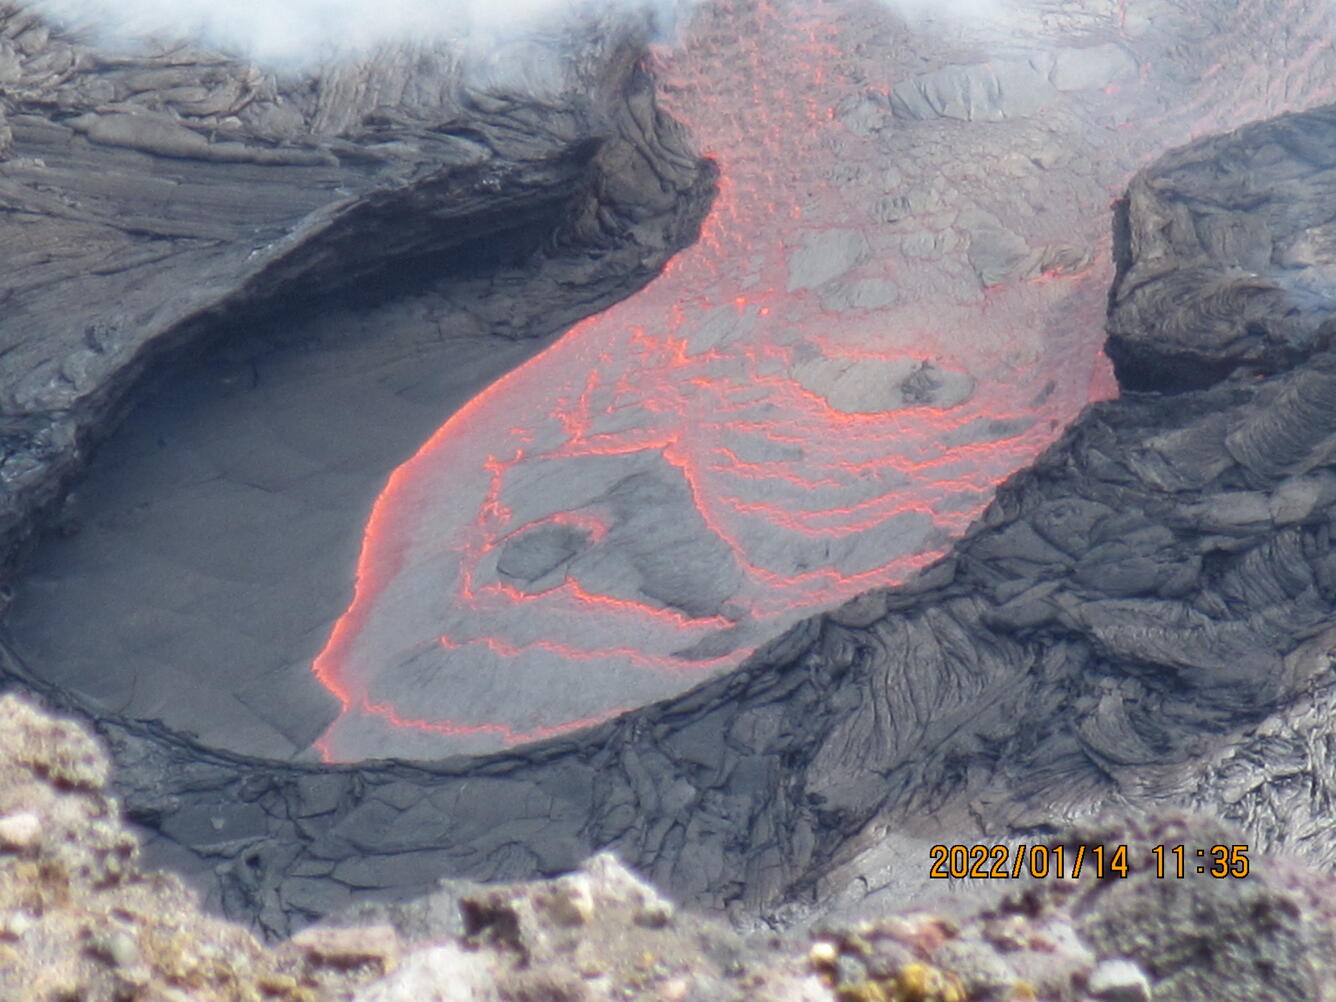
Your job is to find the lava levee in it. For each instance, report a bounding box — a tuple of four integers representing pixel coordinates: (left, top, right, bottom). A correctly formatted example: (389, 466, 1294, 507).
(312, 0, 1336, 759)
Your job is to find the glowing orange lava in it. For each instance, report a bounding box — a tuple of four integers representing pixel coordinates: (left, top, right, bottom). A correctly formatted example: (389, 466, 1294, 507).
(311, 0, 1336, 761)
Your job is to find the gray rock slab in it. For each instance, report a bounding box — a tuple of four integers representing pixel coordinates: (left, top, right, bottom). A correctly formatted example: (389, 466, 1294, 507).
(291, 773, 351, 818)
(236, 666, 344, 754)
(332, 851, 460, 890)
(891, 59, 1058, 122)
(1051, 44, 1138, 92)
(159, 801, 272, 848)
(281, 876, 355, 916)
(786, 229, 871, 291)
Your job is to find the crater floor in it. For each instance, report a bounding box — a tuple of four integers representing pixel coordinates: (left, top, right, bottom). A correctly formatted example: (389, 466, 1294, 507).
(10, 0, 1336, 761)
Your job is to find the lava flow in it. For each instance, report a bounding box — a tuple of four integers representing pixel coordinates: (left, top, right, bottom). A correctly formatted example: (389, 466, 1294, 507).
(311, 0, 1336, 761)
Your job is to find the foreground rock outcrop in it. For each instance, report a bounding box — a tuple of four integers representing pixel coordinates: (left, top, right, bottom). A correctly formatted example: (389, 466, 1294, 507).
(5, 693, 1335, 1002)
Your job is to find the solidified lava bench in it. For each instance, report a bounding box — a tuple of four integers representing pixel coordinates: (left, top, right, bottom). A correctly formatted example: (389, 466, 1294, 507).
(7, 0, 1336, 939)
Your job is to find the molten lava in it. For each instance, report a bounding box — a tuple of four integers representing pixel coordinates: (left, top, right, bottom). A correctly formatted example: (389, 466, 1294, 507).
(311, 0, 1336, 761)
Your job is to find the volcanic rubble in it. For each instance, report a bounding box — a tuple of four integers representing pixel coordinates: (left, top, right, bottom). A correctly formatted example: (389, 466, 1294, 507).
(4, 690, 1336, 1002)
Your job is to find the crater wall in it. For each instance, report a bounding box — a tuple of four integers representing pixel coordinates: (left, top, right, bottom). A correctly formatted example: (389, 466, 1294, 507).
(6, 0, 1336, 946)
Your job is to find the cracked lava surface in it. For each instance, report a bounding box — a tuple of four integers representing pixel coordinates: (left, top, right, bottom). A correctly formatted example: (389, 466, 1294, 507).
(310, 0, 1336, 759)
(10, 0, 1336, 762)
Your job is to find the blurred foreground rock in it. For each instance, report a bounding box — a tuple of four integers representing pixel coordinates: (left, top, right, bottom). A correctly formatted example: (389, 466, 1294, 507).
(3, 693, 1336, 1001)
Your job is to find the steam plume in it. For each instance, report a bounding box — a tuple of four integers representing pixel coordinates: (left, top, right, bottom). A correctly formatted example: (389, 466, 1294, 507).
(24, 0, 1022, 72)
(24, 0, 637, 67)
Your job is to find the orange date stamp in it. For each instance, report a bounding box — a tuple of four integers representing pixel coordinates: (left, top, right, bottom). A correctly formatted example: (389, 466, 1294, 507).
(928, 843, 1251, 880)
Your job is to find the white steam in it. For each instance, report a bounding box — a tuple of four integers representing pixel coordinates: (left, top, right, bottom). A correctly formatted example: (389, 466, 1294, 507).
(25, 0, 1052, 80)
(26, 0, 615, 67)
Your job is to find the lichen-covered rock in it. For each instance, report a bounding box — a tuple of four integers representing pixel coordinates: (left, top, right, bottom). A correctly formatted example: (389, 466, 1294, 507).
(810, 811, 1336, 1001)
(352, 945, 499, 1002)
(0, 692, 836, 1001)
(0, 693, 372, 1001)
(5, 693, 1336, 1001)
(332, 852, 831, 1002)
(1086, 960, 1150, 1002)
(1060, 815, 1336, 1002)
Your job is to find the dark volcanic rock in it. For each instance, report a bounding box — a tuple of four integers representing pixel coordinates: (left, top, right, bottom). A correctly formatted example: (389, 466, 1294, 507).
(0, 2, 715, 594)
(1107, 105, 1336, 390)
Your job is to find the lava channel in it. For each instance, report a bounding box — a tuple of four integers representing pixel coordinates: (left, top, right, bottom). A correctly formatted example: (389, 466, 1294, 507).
(311, 0, 1336, 760)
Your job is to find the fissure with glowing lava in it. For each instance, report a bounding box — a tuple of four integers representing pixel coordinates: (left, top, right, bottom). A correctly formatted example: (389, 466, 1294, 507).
(310, 0, 1336, 761)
